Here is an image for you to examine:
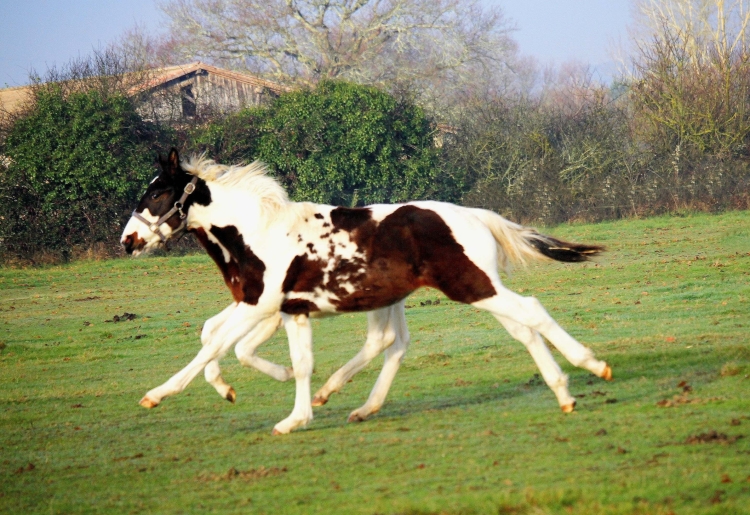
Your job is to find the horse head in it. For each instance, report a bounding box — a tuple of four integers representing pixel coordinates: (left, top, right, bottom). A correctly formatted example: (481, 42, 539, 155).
(121, 148, 206, 256)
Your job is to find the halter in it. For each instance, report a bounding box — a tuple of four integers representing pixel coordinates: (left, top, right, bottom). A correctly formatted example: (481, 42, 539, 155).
(132, 176, 199, 243)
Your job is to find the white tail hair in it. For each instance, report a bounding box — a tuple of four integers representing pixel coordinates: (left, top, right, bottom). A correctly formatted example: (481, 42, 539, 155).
(469, 208, 604, 273)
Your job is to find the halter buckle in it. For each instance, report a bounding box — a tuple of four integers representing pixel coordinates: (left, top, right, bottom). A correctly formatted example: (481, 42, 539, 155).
(175, 201, 186, 219)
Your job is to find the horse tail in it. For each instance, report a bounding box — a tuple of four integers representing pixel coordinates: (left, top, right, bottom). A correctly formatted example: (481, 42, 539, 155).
(468, 208, 605, 273)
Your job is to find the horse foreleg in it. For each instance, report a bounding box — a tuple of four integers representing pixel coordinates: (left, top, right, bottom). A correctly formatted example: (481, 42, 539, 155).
(201, 303, 240, 403)
(272, 313, 314, 435)
(235, 317, 293, 382)
(140, 305, 279, 408)
(347, 303, 410, 422)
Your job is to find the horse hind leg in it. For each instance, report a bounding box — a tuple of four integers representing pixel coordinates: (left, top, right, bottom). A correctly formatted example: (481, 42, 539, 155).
(495, 316, 576, 412)
(312, 301, 403, 410)
(473, 288, 612, 395)
(348, 303, 410, 422)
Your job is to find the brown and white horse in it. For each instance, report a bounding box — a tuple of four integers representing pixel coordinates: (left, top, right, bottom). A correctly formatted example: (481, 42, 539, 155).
(121, 149, 612, 434)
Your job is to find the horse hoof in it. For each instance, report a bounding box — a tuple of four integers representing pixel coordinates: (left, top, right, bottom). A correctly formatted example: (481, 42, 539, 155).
(601, 365, 613, 381)
(139, 396, 159, 409)
(311, 396, 328, 407)
(347, 412, 366, 423)
(226, 387, 236, 403)
(561, 401, 576, 413)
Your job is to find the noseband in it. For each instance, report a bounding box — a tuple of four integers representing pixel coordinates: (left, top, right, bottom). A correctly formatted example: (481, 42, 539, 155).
(132, 176, 199, 243)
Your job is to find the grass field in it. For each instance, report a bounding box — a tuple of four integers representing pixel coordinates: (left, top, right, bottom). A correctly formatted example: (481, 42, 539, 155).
(1, 210, 749, 514)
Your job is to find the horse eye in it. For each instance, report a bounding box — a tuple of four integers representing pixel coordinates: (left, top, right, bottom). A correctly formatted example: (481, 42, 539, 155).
(151, 191, 166, 200)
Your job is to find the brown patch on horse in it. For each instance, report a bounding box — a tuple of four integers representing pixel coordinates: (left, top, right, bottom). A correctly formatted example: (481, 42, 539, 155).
(191, 228, 244, 302)
(283, 254, 326, 293)
(332, 205, 497, 310)
(281, 299, 321, 315)
(330, 207, 373, 233)
(281, 205, 496, 312)
(209, 225, 266, 304)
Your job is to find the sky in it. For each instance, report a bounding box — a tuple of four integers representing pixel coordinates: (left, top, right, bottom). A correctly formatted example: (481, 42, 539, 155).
(0, 0, 633, 88)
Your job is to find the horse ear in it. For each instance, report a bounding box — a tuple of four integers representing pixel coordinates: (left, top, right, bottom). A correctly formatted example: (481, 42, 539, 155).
(168, 148, 180, 169)
(164, 148, 181, 181)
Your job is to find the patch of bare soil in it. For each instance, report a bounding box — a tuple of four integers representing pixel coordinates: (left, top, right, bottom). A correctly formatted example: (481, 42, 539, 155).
(198, 466, 287, 482)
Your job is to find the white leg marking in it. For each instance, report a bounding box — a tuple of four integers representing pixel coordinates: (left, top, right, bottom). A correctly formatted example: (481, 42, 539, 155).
(348, 302, 410, 422)
(495, 316, 575, 411)
(140, 305, 279, 407)
(235, 316, 293, 381)
(201, 304, 239, 401)
(472, 287, 610, 408)
(313, 304, 398, 406)
(272, 314, 314, 435)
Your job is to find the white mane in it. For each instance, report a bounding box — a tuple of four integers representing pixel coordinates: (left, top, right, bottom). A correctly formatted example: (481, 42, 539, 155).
(181, 154, 290, 214)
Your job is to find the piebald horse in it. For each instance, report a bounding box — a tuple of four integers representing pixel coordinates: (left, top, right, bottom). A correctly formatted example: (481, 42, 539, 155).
(121, 149, 612, 434)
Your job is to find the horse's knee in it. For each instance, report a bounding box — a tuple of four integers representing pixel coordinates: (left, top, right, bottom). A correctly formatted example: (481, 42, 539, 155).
(234, 347, 251, 367)
(506, 323, 536, 343)
(362, 330, 396, 359)
(201, 319, 219, 346)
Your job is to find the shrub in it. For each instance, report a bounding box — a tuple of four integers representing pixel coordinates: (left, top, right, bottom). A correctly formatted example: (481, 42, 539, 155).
(188, 81, 448, 206)
(0, 85, 170, 262)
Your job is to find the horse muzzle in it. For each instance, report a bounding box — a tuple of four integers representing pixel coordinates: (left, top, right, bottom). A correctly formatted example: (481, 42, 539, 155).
(122, 232, 147, 256)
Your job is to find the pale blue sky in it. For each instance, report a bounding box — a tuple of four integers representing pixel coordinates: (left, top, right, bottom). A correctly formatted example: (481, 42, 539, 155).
(0, 0, 632, 88)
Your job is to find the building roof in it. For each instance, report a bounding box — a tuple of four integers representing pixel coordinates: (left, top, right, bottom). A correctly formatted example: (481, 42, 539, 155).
(129, 61, 291, 96)
(133, 61, 291, 94)
(0, 62, 290, 116)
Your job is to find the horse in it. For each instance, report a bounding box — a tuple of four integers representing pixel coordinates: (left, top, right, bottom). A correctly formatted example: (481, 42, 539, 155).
(121, 148, 612, 434)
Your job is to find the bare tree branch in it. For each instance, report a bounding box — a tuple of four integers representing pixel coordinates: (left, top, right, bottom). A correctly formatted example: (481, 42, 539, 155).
(156, 0, 519, 106)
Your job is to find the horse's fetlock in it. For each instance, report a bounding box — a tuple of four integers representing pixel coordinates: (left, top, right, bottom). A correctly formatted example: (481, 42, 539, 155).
(549, 373, 569, 390)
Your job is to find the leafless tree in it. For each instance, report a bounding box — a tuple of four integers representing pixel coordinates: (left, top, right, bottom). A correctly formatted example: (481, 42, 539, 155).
(631, 0, 750, 68)
(155, 0, 519, 105)
(627, 0, 750, 156)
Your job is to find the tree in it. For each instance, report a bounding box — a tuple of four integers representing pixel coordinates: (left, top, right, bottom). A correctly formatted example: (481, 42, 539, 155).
(156, 0, 518, 112)
(0, 86, 169, 261)
(632, 0, 750, 68)
(629, 0, 750, 156)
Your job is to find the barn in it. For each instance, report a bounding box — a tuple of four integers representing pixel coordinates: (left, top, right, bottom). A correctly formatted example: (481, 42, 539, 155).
(0, 61, 289, 123)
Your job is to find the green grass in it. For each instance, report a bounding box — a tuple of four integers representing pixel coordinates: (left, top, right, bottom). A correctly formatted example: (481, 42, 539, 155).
(1, 210, 749, 514)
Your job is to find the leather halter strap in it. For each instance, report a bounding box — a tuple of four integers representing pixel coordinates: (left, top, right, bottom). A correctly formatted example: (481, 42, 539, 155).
(132, 176, 199, 243)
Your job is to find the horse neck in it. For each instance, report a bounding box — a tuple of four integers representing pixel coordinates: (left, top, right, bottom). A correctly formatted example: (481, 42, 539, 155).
(188, 181, 270, 238)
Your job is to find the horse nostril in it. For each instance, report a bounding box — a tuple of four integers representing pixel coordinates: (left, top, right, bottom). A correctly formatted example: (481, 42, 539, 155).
(122, 235, 134, 253)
